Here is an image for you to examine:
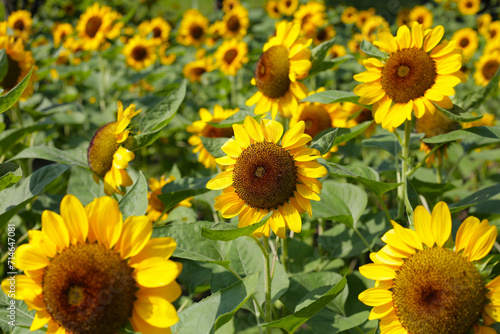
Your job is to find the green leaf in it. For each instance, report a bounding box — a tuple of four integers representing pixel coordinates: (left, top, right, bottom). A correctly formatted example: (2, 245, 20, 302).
(309, 39, 354, 76)
(0, 164, 70, 234)
(261, 276, 347, 333)
(153, 221, 232, 266)
(433, 102, 483, 123)
(302, 90, 364, 106)
(158, 176, 212, 212)
(0, 49, 7, 83)
(208, 109, 258, 128)
(423, 126, 500, 144)
(67, 166, 106, 206)
(0, 124, 52, 156)
(307, 310, 371, 333)
(201, 219, 268, 241)
(326, 163, 401, 196)
(10, 146, 88, 168)
(362, 131, 424, 156)
(119, 171, 148, 218)
(360, 39, 388, 58)
(459, 66, 500, 111)
(0, 67, 34, 114)
(311, 55, 354, 76)
(0, 163, 22, 191)
(310, 128, 337, 155)
(0, 288, 46, 334)
(334, 120, 374, 146)
(172, 274, 258, 334)
(199, 137, 228, 158)
(449, 184, 500, 213)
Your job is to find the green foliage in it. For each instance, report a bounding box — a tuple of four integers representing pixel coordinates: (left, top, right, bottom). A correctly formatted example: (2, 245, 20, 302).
(360, 40, 388, 59)
(201, 219, 268, 241)
(158, 176, 212, 212)
(0, 163, 22, 191)
(0, 67, 34, 114)
(119, 171, 148, 218)
(310, 128, 337, 155)
(302, 90, 365, 106)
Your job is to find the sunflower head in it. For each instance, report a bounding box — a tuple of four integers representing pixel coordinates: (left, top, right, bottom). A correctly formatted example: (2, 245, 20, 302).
(52, 23, 74, 48)
(313, 25, 336, 45)
(458, 0, 480, 15)
(221, 5, 249, 39)
(183, 56, 214, 82)
(7, 10, 32, 41)
(409, 5, 433, 29)
(215, 39, 249, 76)
(293, 1, 326, 38)
(278, 0, 299, 16)
(359, 201, 500, 334)
(123, 35, 157, 71)
(177, 9, 209, 47)
(147, 175, 193, 223)
(396, 8, 411, 27)
(266, 0, 282, 19)
(76, 3, 118, 51)
(1, 194, 182, 333)
(341, 6, 358, 24)
(329, 44, 347, 59)
(206, 116, 327, 238)
(452, 27, 478, 61)
(139, 17, 171, 44)
(474, 51, 500, 87)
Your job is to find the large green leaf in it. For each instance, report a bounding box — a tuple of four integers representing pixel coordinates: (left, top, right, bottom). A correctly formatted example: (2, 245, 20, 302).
(0, 164, 70, 233)
(261, 276, 347, 333)
(158, 176, 212, 212)
(334, 121, 374, 146)
(458, 67, 500, 111)
(310, 128, 337, 155)
(423, 126, 500, 145)
(0, 49, 7, 84)
(449, 184, 500, 213)
(360, 40, 388, 58)
(308, 39, 353, 76)
(201, 219, 268, 241)
(67, 166, 106, 206)
(119, 171, 148, 218)
(307, 310, 371, 334)
(208, 109, 257, 128)
(199, 137, 228, 158)
(302, 90, 363, 106)
(434, 102, 483, 123)
(0, 288, 46, 334)
(0, 124, 52, 156)
(362, 131, 424, 156)
(10, 146, 88, 168)
(0, 67, 34, 114)
(171, 274, 258, 334)
(0, 162, 22, 191)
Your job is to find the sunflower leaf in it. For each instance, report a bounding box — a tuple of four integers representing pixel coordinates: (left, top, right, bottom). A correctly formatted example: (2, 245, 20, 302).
(302, 90, 364, 106)
(310, 128, 338, 155)
(449, 184, 500, 213)
(9, 146, 88, 168)
(433, 102, 483, 123)
(0, 162, 22, 191)
(201, 217, 268, 241)
(423, 126, 500, 145)
(158, 176, 212, 212)
(119, 171, 148, 218)
(0, 67, 34, 114)
(334, 120, 374, 146)
(458, 66, 500, 112)
(309, 38, 336, 75)
(207, 109, 257, 128)
(199, 137, 228, 158)
(360, 39, 388, 59)
(0, 288, 46, 334)
(0, 49, 7, 84)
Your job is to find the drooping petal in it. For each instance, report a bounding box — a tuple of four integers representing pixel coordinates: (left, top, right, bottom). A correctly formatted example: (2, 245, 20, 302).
(279, 202, 302, 233)
(133, 295, 179, 328)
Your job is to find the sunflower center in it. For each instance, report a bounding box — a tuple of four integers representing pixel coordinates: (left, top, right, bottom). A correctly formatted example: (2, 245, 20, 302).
(189, 24, 203, 40)
(224, 49, 238, 64)
(417, 16, 424, 24)
(491, 30, 497, 39)
(42, 243, 137, 334)
(466, 1, 473, 8)
(482, 60, 499, 80)
(317, 29, 327, 42)
(132, 46, 147, 61)
(85, 16, 102, 38)
(381, 47, 437, 103)
(201, 124, 234, 138)
(13, 19, 25, 31)
(87, 122, 120, 178)
(255, 45, 290, 98)
(192, 67, 206, 77)
(299, 105, 332, 139)
(232, 141, 297, 210)
(227, 15, 240, 32)
(459, 38, 470, 48)
(153, 27, 162, 38)
(392, 247, 486, 334)
(1, 56, 22, 91)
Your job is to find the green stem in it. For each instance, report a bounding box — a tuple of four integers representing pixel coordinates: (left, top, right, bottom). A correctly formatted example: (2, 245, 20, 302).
(263, 237, 272, 331)
(375, 194, 392, 223)
(407, 143, 445, 178)
(353, 227, 373, 253)
(281, 237, 288, 272)
(397, 120, 412, 223)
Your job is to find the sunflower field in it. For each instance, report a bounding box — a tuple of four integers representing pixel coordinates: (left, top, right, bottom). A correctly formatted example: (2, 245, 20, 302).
(1, 0, 500, 333)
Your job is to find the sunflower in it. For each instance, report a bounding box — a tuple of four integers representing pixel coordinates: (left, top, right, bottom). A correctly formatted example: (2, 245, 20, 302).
(452, 28, 478, 61)
(221, 5, 249, 39)
(183, 56, 214, 82)
(147, 176, 193, 223)
(246, 21, 311, 119)
(396, 8, 411, 27)
(88, 101, 141, 195)
(7, 10, 32, 41)
(187, 104, 239, 169)
(313, 25, 336, 45)
(278, 0, 299, 16)
(158, 43, 177, 65)
(356, 9, 376, 29)
(341, 6, 358, 25)
(206, 116, 327, 239)
(463, 112, 496, 128)
(362, 15, 389, 43)
(486, 21, 500, 42)
(214, 39, 249, 76)
(347, 33, 364, 54)
(293, 1, 326, 38)
(52, 23, 73, 48)
(409, 5, 433, 30)
(458, 0, 480, 15)
(266, 0, 282, 19)
(359, 201, 500, 334)
(76, 3, 119, 51)
(477, 14, 492, 38)
(222, 0, 240, 12)
(205, 20, 225, 47)
(0, 35, 36, 101)
(353, 22, 463, 130)
(123, 35, 157, 71)
(138, 17, 171, 45)
(474, 51, 500, 87)
(177, 9, 209, 47)
(342, 102, 376, 137)
(1, 194, 182, 333)
(329, 44, 347, 59)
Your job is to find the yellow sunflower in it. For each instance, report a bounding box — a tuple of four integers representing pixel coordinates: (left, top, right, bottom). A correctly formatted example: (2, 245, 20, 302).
(76, 3, 118, 51)
(477, 13, 492, 38)
(452, 27, 478, 61)
(246, 21, 311, 119)
(329, 44, 347, 59)
(359, 201, 500, 334)
(458, 0, 481, 15)
(123, 35, 157, 71)
(356, 9, 376, 29)
(222, 0, 240, 13)
(362, 15, 389, 43)
(1, 194, 182, 334)
(158, 43, 177, 65)
(221, 5, 249, 39)
(205, 20, 225, 47)
(353, 22, 463, 130)
(183, 56, 214, 82)
(138, 17, 171, 45)
(87, 101, 141, 195)
(277, 0, 298, 16)
(147, 175, 193, 223)
(207, 116, 327, 239)
(396, 8, 411, 27)
(347, 33, 364, 54)
(187, 104, 239, 169)
(176, 9, 209, 47)
(293, 1, 326, 38)
(215, 39, 249, 76)
(486, 21, 500, 42)
(266, 0, 282, 19)
(341, 6, 358, 25)
(0, 35, 36, 101)
(474, 51, 500, 87)
(463, 112, 496, 128)
(313, 25, 336, 45)
(52, 23, 73, 48)
(409, 5, 433, 30)
(7, 10, 32, 41)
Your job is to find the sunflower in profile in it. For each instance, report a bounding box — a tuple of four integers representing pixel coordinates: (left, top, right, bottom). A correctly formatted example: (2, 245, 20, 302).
(76, 3, 117, 51)
(207, 116, 327, 239)
(341, 6, 358, 24)
(1, 194, 182, 334)
(409, 5, 433, 30)
(246, 21, 311, 119)
(221, 5, 249, 39)
(123, 35, 157, 71)
(313, 25, 336, 45)
(215, 39, 249, 76)
(187, 104, 238, 169)
(0, 35, 36, 100)
(266, 0, 282, 19)
(293, 1, 326, 38)
(359, 201, 500, 334)
(88, 101, 141, 195)
(177, 9, 209, 47)
(353, 22, 463, 130)
(452, 28, 478, 61)
(147, 175, 193, 223)
(52, 23, 74, 48)
(278, 0, 299, 16)
(183, 56, 214, 82)
(458, 0, 480, 15)
(7, 10, 32, 41)
(138, 17, 171, 45)
(474, 51, 500, 87)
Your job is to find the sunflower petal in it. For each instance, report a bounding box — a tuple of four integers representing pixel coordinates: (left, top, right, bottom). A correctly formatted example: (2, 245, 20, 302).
(134, 258, 182, 288)
(279, 202, 302, 233)
(269, 210, 286, 239)
(117, 216, 152, 259)
(430, 201, 451, 247)
(86, 196, 123, 249)
(359, 263, 396, 281)
(413, 205, 434, 247)
(129, 237, 177, 266)
(59, 194, 89, 245)
(206, 170, 233, 190)
(41, 210, 70, 251)
(359, 287, 393, 306)
(133, 295, 179, 328)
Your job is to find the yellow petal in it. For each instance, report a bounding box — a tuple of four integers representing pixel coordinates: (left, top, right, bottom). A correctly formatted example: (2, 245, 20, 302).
(396, 24, 411, 49)
(424, 25, 444, 52)
(261, 119, 283, 144)
(413, 205, 435, 248)
(41, 210, 70, 251)
(1, 275, 42, 302)
(358, 287, 393, 306)
(31, 310, 52, 331)
(85, 196, 123, 249)
(206, 170, 233, 190)
(296, 184, 320, 201)
(391, 221, 423, 250)
(279, 202, 301, 233)
(137, 281, 182, 303)
(467, 223, 497, 261)
(353, 71, 382, 82)
(381, 230, 416, 255)
(117, 216, 152, 259)
(244, 116, 264, 142)
(134, 258, 181, 288)
(60, 194, 88, 245)
(297, 161, 328, 179)
(376, 29, 397, 53)
(269, 210, 286, 239)
(129, 237, 177, 266)
(369, 302, 394, 320)
(411, 21, 423, 48)
(233, 124, 250, 149)
(133, 295, 179, 328)
(282, 120, 306, 148)
(359, 263, 396, 281)
(131, 310, 173, 334)
(431, 201, 451, 247)
(455, 216, 479, 252)
(16, 244, 49, 271)
(221, 139, 242, 157)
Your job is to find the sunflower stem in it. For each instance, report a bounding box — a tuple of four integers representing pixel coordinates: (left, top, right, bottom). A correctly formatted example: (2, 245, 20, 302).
(397, 120, 413, 225)
(281, 237, 288, 272)
(353, 226, 373, 253)
(407, 143, 445, 178)
(263, 236, 273, 329)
